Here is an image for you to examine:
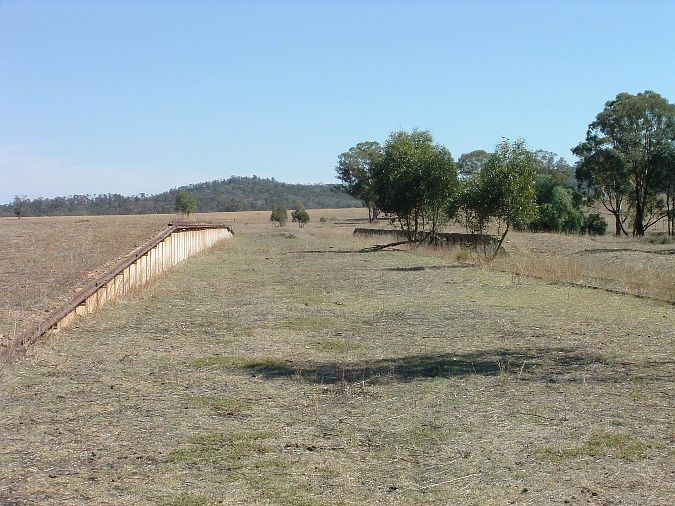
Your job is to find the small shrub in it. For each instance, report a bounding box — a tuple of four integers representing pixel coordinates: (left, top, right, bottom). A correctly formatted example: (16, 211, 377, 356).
(270, 204, 288, 227)
(530, 186, 584, 233)
(319, 216, 327, 223)
(455, 247, 472, 263)
(648, 235, 673, 245)
(584, 213, 608, 235)
(291, 203, 310, 227)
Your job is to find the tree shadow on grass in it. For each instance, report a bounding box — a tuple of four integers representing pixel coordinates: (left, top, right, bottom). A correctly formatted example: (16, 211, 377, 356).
(234, 347, 673, 385)
(282, 247, 407, 255)
(384, 265, 472, 272)
(579, 247, 675, 256)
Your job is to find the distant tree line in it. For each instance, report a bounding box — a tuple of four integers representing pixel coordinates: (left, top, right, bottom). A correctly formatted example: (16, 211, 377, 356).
(337, 133, 598, 256)
(0, 176, 361, 217)
(337, 90, 674, 244)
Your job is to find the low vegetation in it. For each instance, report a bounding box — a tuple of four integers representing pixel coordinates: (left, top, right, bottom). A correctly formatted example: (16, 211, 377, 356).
(270, 204, 289, 227)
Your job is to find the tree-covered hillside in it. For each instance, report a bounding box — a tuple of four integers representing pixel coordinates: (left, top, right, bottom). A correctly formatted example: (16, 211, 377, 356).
(2, 176, 362, 217)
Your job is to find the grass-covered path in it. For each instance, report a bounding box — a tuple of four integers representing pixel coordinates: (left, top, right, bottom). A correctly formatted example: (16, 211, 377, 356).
(1, 225, 673, 505)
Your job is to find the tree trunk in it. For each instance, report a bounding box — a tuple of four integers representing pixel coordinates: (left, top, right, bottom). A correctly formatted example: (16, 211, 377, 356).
(634, 202, 645, 236)
(490, 222, 510, 261)
(612, 213, 621, 236)
(667, 187, 674, 236)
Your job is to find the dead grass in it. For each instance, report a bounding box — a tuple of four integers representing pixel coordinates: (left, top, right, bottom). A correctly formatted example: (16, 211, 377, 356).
(0, 214, 170, 337)
(0, 208, 362, 346)
(493, 230, 675, 302)
(0, 215, 673, 504)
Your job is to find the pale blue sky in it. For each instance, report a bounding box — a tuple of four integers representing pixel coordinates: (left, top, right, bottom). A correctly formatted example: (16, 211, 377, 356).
(1, 0, 674, 204)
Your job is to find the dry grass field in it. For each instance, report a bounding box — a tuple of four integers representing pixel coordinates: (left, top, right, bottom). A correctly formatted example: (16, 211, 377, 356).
(0, 210, 673, 504)
(0, 214, 172, 338)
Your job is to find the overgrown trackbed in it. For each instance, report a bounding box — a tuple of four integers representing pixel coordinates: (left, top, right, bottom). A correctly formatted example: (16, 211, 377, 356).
(0, 225, 673, 505)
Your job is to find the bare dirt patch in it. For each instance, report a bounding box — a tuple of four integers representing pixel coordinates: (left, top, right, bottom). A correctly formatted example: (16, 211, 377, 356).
(0, 219, 672, 504)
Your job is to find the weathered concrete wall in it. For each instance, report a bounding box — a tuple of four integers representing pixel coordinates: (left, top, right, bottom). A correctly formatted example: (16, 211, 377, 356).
(1, 224, 233, 365)
(353, 228, 498, 247)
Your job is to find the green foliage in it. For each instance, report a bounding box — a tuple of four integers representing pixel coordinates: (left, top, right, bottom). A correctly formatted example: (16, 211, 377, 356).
(479, 139, 538, 230)
(533, 150, 575, 187)
(449, 178, 492, 235)
(573, 90, 675, 235)
(291, 203, 310, 227)
(174, 191, 197, 217)
(335, 141, 383, 222)
(652, 145, 675, 236)
(530, 185, 584, 233)
(372, 129, 458, 241)
(451, 139, 537, 258)
(457, 150, 490, 179)
(584, 213, 608, 235)
(270, 204, 288, 227)
(13, 195, 28, 218)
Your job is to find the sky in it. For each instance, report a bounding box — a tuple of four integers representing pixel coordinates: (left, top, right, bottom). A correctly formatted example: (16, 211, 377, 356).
(1, 0, 674, 204)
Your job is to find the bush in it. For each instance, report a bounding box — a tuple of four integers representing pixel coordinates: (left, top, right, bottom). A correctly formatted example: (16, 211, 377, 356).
(291, 203, 310, 227)
(584, 213, 608, 235)
(530, 185, 584, 233)
(270, 204, 288, 227)
(174, 191, 197, 217)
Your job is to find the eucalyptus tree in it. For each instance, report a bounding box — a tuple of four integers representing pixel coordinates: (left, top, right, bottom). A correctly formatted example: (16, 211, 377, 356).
(573, 90, 675, 235)
(335, 141, 383, 222)
(573, 144, 631, 235)
(174, 191, 197, 218)
(457, 150, 490, 179)
(653, 144, 675, 235)
(453, 139, 538, 258)
(371, 130, 458, 243)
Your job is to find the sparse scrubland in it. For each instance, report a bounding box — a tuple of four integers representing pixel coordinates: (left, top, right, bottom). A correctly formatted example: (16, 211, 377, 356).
(0, 210, 673, 504)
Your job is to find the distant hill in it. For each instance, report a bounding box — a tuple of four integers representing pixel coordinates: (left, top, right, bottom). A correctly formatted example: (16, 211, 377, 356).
(1, 176, 362, 217)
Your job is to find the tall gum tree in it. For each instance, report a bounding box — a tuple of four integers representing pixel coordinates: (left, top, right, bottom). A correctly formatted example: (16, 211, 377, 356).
(573, 90, 675, 236)
(574, 143, 632, 235)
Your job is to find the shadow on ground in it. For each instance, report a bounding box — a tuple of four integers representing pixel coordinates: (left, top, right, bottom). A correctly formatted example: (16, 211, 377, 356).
(230, 347, 673, 385)
(384, 265, 471, 272)
(579, 247, 675, 256)
(282, 247, 407, 255)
